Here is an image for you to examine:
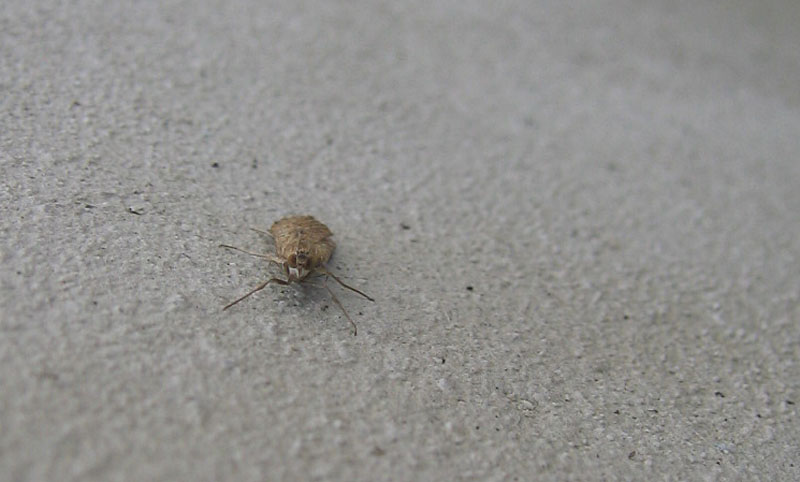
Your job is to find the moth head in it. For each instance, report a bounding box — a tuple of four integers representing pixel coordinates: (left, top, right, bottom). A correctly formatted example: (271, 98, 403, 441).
(287, 251, 311, 280)
(288, 251, 310, 268)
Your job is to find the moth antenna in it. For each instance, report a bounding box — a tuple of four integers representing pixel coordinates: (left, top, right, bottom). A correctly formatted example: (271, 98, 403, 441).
(222, 277, 289, 311)
(219, 244, 271, 259)
(220, 244, 284, 268)
(323, 280, 357, 336)
(318, 267, 374, 302)
(250, 227, 274, 239)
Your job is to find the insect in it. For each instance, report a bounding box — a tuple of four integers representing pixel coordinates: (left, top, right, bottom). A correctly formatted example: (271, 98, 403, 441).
(220, 215, 374, 335)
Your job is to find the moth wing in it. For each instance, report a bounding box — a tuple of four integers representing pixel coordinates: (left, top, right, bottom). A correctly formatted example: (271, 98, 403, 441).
(310, 237, 335, 266)
(270, 215, 335, 264)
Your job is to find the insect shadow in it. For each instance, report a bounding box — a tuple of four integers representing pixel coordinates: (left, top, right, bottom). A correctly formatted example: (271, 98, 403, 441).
(220, 215, 373, 335)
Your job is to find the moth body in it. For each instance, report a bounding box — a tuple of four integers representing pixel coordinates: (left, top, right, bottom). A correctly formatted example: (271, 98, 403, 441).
(270, 215, 335, 282)
(220, 215, 373, 335)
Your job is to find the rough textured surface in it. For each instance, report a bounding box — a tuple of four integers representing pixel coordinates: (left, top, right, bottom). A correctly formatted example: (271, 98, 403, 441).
(2, 0, 799, 480)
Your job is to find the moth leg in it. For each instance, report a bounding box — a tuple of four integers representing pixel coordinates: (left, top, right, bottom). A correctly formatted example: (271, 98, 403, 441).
(222, 277, 289, 311)
(323, 279, 358, 336)
(317, 266, 375, 302)
(219, 244, 284, 268)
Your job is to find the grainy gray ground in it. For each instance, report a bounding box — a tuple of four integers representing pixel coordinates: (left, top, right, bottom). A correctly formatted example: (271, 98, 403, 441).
(2, 1, 799, 480)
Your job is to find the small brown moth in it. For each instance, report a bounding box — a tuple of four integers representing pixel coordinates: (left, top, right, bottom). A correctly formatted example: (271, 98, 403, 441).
(220, 215, 374, 335)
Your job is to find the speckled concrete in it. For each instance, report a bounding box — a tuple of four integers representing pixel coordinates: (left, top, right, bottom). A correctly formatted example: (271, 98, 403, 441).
(2, 0, 799, 480)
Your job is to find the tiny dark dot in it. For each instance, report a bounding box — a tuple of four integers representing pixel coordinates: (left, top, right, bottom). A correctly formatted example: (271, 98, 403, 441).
(400, 223, 411, 230)
(715, 391, 725, 398)
(466, 286, 473, 291)
(441, 358, 445, 364)
(475, 426, 480, 430)
(211, 162, 219, 168)
(623, 314, 630, 320)
(786, 400, 795, 405)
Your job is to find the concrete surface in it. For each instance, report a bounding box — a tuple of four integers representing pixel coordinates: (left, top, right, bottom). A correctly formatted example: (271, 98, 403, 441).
(2, 0, 799, 480)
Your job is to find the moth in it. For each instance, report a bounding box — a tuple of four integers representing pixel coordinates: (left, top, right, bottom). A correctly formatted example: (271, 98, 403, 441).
(220, 215, 374, 335)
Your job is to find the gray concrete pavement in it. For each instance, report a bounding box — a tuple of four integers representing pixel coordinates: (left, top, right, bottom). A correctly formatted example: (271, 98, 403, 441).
(2, 0, 799, 480)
